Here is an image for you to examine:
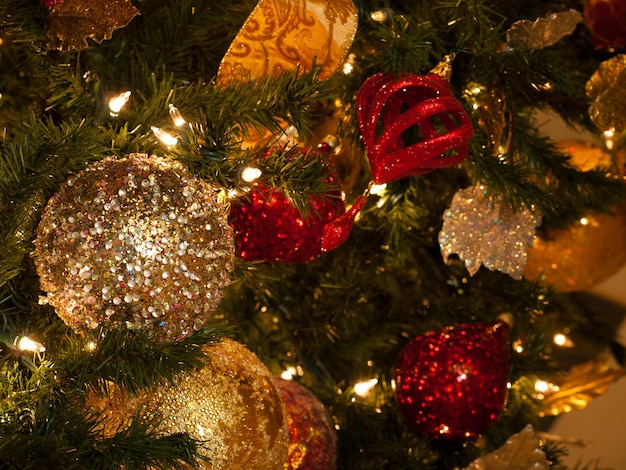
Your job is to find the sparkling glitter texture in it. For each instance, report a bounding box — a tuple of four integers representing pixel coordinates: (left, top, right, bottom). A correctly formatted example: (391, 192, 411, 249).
(34, 154, 235, 342)
(86, 339, 289, 469)
(229, 148, 353, 263)
(439, 185, 541, 280)
(272, 377, 338, 470)
(394, 321, 510, 441)
(356, 72, 474, 184)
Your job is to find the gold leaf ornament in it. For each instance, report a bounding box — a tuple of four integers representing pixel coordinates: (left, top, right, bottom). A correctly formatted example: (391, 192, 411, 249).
(217, 0, 358, 86)
(465, 425, 548, 470)
(539, 355, 625, 417)
(586, 54, 626, 134)
(45, 0, 140, 51)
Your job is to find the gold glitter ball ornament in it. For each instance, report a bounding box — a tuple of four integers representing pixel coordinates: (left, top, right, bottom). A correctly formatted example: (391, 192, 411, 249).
(523, 208, 626, 292)
(34, 154, 235, 342)
(86, 339, 289, 469)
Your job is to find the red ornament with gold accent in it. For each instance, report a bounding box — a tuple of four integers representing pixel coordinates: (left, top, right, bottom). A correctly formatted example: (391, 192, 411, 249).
(584, 0, 626, 49)
(394, 321, 510, 441)
(356, 70, 474, 184)
(273, 377, 338, 470)
(229, 147, 365, 263)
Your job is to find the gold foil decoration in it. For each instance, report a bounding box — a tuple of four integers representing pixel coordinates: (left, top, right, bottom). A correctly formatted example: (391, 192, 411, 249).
(463, 82, 507, 155)
(86, 339, 289, 469)
(464, 425, 548, 470)
(539, 356, 625, 417)
(506, 9, 582, 50)
(429, 53, 456, 81)
(217, 0, 358, 86)
(45, 0, 140, 51)
(586, 55, 626, 133)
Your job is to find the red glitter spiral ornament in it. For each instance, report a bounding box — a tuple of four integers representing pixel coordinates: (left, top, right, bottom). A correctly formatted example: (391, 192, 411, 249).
(357, 72, 474, 184)
(394, 321, 510, 441)
(273, 377, 338, 470)
(584, 0, 626, 49)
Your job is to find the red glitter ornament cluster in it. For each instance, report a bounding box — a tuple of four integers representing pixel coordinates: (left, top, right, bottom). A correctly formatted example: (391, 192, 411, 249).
(394, 321, 510, 441)
(357, 72, 474, 184)
(229, 147, 365, 263)
(273, 377, 338, 470)
(584, 0, 626, 49)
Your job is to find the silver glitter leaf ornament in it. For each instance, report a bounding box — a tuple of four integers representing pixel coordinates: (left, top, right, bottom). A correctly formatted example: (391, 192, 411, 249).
(438, 186, 541, 280)
(34, 154, 235, 343)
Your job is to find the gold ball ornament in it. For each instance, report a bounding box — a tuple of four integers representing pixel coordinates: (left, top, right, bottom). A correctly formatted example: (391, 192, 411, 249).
(523, 208, 626, 292)
(86, 339, 289, 469)
(34, 154, 235, 342)
(523, 141, 626, 292)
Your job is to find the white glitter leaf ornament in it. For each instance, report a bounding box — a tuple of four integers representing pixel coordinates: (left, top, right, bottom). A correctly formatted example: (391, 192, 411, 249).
(438, 186, 541, 279)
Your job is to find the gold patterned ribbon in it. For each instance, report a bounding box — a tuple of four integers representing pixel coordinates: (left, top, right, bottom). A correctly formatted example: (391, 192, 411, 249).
(217, 0, 358, 86)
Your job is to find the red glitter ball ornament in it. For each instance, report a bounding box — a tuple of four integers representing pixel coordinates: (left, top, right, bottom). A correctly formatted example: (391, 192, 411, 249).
(584, 0, 626, 49)
(273, 377, 338, 470)
(394, 321, 510, 441)
(43, 0, 64, 6)
(229, 148, 365, 263)
(357, 72, 474, 184)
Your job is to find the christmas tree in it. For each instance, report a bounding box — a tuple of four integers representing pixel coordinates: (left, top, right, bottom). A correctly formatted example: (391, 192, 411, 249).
(2, 0, 626, 468)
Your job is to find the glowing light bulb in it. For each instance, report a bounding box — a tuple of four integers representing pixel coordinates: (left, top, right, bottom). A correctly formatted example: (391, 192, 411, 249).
(354, 378, 378, 396)
(343, 53, 356, 75)
(534, 380, 550, 393)
(17, 336, 46, 353)
(603, 128, 615, 150)
(240, 166, 262, 183)
(86, 341, 97, 352)
(151, 126, 178, 147)
(281, 366, 298, 380)
(168, 104, 187, 127)
(369, 183, 387, 196)
(108, 91, 131, 115)
(553, 332, 574, 347)
(370, 9, 389, 22)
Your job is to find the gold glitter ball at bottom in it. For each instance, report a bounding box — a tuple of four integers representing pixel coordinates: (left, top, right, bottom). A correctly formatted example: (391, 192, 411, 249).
(86, 339, 289, 469)
(523, 208, 626, 292)
(33, 154, 235, 342)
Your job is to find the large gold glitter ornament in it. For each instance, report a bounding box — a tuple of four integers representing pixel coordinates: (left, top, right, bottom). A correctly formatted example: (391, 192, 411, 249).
(586, 54, 626, 134)
(34, 154, 235, 342)
(86, 339, 289, 469)
(523, 208, 626, 292)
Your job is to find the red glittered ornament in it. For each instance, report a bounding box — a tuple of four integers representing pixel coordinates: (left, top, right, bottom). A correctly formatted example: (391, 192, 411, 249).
(229, 148, 365, 263)
(273, 377, 338, 470)
(584, 0, 626, 49)
(357, 72, 474, 184)
(43, 0, 64, 6)
(394, 321, 510, 441)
